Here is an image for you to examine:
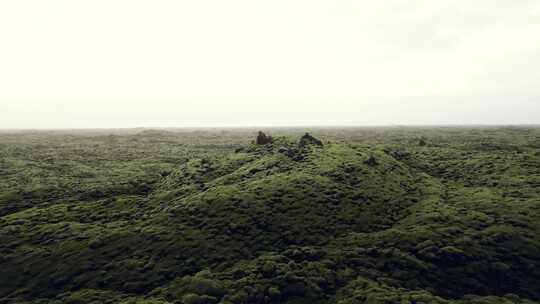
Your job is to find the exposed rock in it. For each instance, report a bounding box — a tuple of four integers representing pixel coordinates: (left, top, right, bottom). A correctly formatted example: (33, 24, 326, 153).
(278, 146, 304, 161)
(298, 133, 323, 148)
(364, 155, 378, 167)
(256, 131, 273, 145)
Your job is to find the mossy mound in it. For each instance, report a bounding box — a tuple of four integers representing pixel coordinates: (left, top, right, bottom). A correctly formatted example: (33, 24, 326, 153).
(156, 140, 421, 250)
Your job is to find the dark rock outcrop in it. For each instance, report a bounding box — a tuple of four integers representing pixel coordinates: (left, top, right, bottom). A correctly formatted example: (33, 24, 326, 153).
(256, 131, 273, 145)
(298, 133, 323, 148)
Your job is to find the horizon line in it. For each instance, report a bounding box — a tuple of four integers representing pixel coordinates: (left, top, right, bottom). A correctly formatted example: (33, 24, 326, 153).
(1, 123, 539, 131)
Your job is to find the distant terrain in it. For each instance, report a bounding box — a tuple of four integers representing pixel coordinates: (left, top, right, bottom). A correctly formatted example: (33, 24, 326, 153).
(1, 127, 539, 304)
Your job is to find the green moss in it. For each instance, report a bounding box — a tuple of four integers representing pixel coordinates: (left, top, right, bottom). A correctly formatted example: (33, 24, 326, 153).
(1, 127, 539, 303)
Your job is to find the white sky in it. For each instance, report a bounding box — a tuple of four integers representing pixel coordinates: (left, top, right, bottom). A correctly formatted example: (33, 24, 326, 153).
(1, 0, 539, 128)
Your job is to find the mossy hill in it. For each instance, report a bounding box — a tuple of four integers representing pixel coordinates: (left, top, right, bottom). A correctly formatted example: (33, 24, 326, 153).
(1, 127, 539, 304)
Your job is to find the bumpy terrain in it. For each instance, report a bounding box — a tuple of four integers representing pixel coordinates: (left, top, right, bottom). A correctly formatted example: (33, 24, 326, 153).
(1, 127, 539, 304)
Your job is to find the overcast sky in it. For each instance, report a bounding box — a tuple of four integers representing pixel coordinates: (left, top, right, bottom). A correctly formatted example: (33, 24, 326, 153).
(1, 0, 539, 128)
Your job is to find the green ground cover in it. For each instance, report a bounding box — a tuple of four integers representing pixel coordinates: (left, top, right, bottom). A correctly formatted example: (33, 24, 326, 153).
(0, 127, 539, 303)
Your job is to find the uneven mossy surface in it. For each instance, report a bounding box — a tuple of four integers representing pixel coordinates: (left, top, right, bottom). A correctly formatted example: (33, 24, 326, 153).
(0, 127, 539, 304)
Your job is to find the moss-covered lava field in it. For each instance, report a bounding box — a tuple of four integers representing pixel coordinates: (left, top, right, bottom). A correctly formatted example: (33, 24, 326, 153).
(1, 127, 539, 304)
